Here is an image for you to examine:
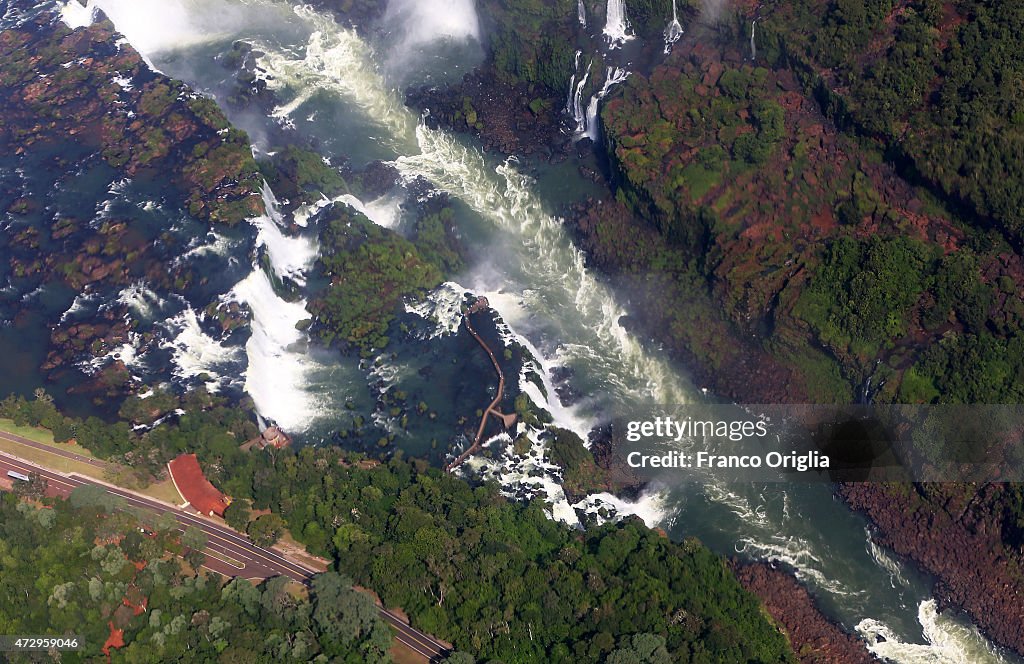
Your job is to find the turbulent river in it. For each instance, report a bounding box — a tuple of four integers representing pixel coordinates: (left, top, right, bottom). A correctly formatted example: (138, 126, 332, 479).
(6, 0, 1018, 661)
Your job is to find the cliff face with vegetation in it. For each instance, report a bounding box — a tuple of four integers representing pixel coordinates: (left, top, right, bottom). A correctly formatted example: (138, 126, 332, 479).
(592, 5, 1024, 407)
(575, 2, 1024, 656)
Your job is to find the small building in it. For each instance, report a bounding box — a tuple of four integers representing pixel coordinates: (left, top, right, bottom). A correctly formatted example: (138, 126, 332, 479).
(167, 453, 230, 517)
(239, 426, 293, 452)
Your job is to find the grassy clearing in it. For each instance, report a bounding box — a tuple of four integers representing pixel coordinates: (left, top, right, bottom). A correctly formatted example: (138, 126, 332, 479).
(0, 434, 103, 478)
(0, 421, 183, 505)
(132, 476, 185, 506)
(0, 418, 58, 445)
(0, 418, 102, 459)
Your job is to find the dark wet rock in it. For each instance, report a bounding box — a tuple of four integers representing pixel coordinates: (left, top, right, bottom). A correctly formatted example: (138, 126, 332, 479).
(354, 160, 400, 200)
(405, 68, 570, 161)
(839, 483, 1024, 657)
(733, 562, 881, 664)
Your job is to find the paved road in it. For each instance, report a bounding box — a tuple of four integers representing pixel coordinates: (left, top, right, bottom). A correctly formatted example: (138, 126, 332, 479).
(0, 451, 449, 662)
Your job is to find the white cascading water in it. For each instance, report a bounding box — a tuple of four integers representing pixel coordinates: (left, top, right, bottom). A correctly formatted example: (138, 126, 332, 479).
(57, 3, 1024, 662)
(664, 0, 683, 53)
(160, 307, 242, 392)
(338, 193, 403, 229)
(227, 184, 328, 434)
(603, 0, 632, 47)
(577, 0, 586, 27)
(858, 601, 1011, 664)
(584, 67, 629, 143)
(567, 52, 592, 136)
(254, 6, 689, 407)
(750, 19, 757, 60)
(565, 50, 581, 115)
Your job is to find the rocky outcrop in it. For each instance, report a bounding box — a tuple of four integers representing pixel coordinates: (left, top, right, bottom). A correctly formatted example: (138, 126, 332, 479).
(406, 69, 571, 160)
(242, 425, 293, 451)
(839, 483, 1024, 656)
(733, 562, 880, 664)
(0, 11, 263, 225)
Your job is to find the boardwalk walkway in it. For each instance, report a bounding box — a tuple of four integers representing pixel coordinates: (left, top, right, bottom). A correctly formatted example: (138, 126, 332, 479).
(446, 300, 514, 471)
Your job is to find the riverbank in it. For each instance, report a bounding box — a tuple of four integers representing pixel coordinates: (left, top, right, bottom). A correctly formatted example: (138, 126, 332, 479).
(733, 561, 881, 664)
(839, 482, 1024, 655)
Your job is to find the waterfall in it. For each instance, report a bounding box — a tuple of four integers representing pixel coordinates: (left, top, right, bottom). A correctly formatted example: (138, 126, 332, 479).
(603, 0, 632, 48)
(749, 19, 757, 60)
(567, 53, 592, 136)
(577, 0, 586, 27)
(226, 182, 333, 434)
(584, 67, 629, 142)
(53, 3, 1024, 660)
(664, 0, 683, 53)
(565, 50, 581, 115)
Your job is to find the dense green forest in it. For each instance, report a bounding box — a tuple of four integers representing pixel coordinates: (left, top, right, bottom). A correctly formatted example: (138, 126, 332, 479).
(591, 0, 1024, 406)
(0, 491, 390, 662)
(794, 0, 1024, 247)
(0, 394, 796, 663)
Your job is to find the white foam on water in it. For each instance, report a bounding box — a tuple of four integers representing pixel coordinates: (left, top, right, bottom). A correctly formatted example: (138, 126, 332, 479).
(866, 528, 910, 589)
(228, 268, 320, 434)
(397, 127, 690, 407)
(111, 340, 142, 369)
(573, 490, 669, 529)
(467, 428, 582, 527)
(60, 291, 102, 323)
(257, 6, 415, 146)
(110, 281, 166, 320)
(292, 193, 342, 228)
(339, 192, 403, 229)
(479, 289, 595, 441)
(253, 183, 317, 286)
(178, 231, 236, 261)
(736, 534, 859, 598)
(857, 601, 1011, 664)
(160, 307, 242, 391)
(405, 281, 466, 338)
(20, 284, 47, 303)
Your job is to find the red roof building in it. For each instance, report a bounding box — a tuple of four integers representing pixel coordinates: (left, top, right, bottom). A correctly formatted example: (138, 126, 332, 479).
(168, 454, 230, 517)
